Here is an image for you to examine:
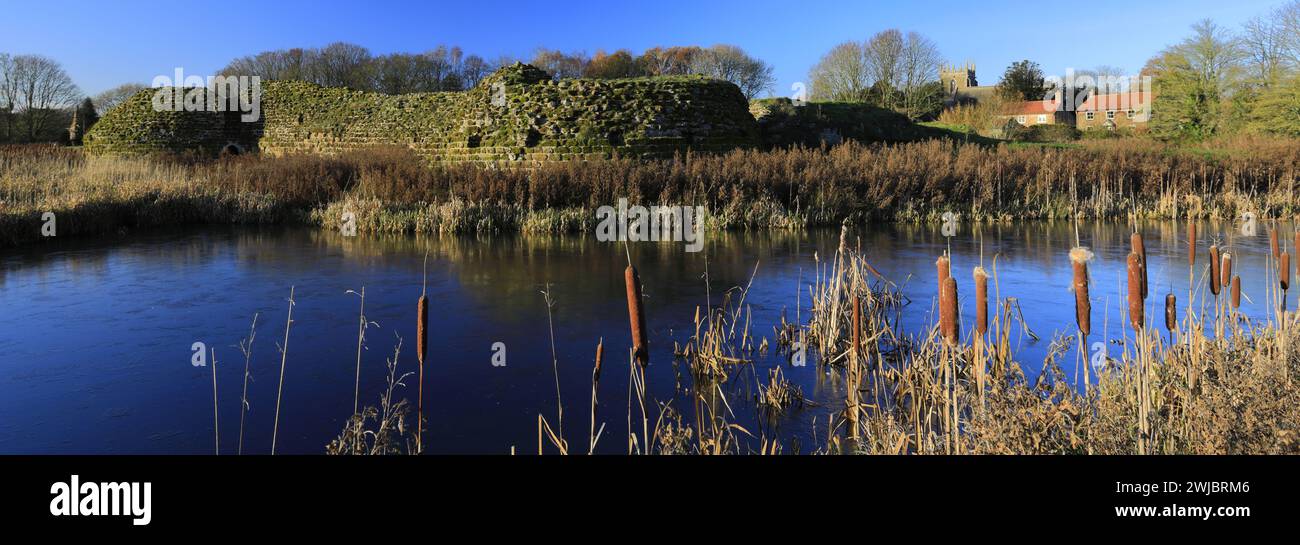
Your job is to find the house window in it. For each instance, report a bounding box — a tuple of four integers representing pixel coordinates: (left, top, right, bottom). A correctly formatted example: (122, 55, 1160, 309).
(1106, 110, 1116, 120)
(1016, 116, 1026, 124)
(1127, 109, 1136, 119)
(1085, 112, 1095, 121)
(1037, 114, 1047, 124)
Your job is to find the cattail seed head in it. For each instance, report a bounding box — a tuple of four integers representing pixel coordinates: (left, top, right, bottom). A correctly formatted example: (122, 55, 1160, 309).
(1165, 293, 1177, 333)
(1188, 220, 1196, 266)
(1208, 245, 1221, 296)
(417, 295, 428, 365)
(1294, 232, 1300, 276)
(1128, 252, 1144, 330)
(1231, 275, 1241, 309)
(1282, 252, 1292, 291)
(936, 253, 951, 293)
(1070, 248, 1092, 337)
(594, 339, 604, 381)
(1221, 253, 1232, 288)
(1271, 228, 1280, 260)
(1131, 232, 1147, 299)
(625, 265, 649, 366)
(940, 276, 959, 344)
(973, 266, 989, 336)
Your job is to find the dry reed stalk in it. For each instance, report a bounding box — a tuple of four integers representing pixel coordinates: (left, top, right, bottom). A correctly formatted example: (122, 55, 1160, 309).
(1209, 245, 1221, 297)
(211, 348, 219, 456)
(236, 313, 258, 456)
(1070, 248, 1091, 336)
(352, 287, 367, 415)
(625, 265, 649, 366)
(590, 339, 603, 454)
(417, 293, 427, 452)
(852, 294, 862, 355)
(271, 285, 295, 455)
(1128, 252, 1144, 330)
(940, 276, 959, 344)
(1232, 275, 1241, 309)
(1131, 232, 1148, 299)
(1221, 253, 1232, 289)
(973, 266, 988, 336)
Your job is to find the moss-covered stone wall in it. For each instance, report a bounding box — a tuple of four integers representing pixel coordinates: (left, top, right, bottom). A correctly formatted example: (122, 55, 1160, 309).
(86, 63, 761, 162)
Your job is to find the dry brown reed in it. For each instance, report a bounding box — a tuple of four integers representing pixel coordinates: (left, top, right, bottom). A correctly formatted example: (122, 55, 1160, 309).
(271, 286, 295, 455)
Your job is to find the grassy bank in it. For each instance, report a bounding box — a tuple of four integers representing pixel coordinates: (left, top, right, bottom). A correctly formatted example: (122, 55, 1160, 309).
(4, 136, 1300, 246)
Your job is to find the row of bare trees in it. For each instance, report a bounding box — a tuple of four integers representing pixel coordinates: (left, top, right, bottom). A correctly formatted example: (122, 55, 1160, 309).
(219, 43, 499, 94)
(0, 53, 82, 143)
(806, 29, 945, 120)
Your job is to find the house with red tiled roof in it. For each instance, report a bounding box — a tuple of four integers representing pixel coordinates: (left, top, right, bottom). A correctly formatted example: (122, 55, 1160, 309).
(996, 97, 1074, 127)
(1075, 91, 1152, 130)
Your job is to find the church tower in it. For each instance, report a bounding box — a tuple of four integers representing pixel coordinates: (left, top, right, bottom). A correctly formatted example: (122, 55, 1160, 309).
(939, 62, 977, 96)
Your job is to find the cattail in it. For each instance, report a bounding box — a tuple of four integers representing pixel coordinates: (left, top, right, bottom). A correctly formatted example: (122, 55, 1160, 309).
(593, 339, 604, 382)
(1165, 293, 1177, 333)
(940, 276, 959, 344)
(1128, 252, 1144, 330)
(973, 266, 988, 336)
(1131, 232, 1147, 299)
(1070, 248, 1092, 336)
(1295, 232, 1300, 276)
(1282, 252, 1292, 291)
(1231, 275, 1241, 309)
(1221, 253, 1232, 289)
(1270, 228, 1280, 260)
(625, 265, 649, 366)
(936, 253, 951, 294)
(1187, 219, 1196, 266)
(417, 295, 428, 365)
(1208, 245, 1221, 296)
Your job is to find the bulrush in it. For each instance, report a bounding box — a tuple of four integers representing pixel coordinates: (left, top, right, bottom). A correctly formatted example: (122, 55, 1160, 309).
(1188, 220, 1196, 266)
(1221, 252, 1233, 289)
(973, 266, 989, 337)
(417, 292, 428, 451)
(1165, 293, 1177, 334)
(1209, 245, 1221, 297)
(936, 253, 951, 294)
(1128, 252, 1144, 330)
(940, 276, 959, 344)
(1271, 228, 1280, 260)
(1295, 232, 1300, 276)
(1281, 252, 1292, 311)
(625, 264, 649, 366)
(1131, 232, 1147, 299)
(1070, 248, 1092, 336)
(1232, 275, 1242, 309)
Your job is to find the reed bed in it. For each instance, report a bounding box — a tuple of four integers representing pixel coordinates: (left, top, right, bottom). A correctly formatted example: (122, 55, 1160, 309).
(8, 135, 1300, 246)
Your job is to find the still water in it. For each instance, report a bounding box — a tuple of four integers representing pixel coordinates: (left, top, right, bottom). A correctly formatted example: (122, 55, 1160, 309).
(0, 220, 1287, 453)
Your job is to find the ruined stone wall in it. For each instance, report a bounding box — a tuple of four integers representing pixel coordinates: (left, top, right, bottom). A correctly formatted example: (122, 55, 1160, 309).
(86, 64, 761, 162)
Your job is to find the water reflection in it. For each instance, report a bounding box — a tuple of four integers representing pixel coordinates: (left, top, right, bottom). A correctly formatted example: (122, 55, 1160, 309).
(0, 219, 1292, 453)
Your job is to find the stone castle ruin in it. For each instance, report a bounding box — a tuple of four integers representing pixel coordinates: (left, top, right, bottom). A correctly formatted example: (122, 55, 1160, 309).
(84, 63, 762, 162)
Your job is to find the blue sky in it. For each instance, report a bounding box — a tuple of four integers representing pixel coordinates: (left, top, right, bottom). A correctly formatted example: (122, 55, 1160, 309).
(0, 0, 1281, 96)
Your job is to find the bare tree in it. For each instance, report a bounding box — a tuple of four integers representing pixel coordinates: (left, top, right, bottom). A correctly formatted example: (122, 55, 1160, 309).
(1243, 11, 1289, 85)
(808, 41, 870, 102)
(688, 44, 774, 99)
(640, 46, 700, 76)
(4, 55, 81, 141)
(531, 48, 589, 80)
(898, 31, 942, 119)
(460, 55, 492, 88)
(92, 82, 148, 115)
(0, 53, 14, 142)
(312, 42, 374, 89)
(864, 29, 904, 108)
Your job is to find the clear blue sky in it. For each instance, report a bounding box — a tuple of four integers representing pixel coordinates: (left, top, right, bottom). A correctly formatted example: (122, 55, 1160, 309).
(0, 0, 1281, 96)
